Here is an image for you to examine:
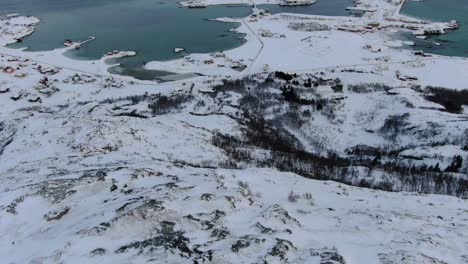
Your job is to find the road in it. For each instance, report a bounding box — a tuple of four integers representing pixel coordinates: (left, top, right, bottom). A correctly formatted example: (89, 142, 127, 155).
(241, 4, 265, 75)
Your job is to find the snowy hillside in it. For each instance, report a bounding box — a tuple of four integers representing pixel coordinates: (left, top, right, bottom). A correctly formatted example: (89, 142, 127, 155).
(0, 1, 468, 263)
(1, 54, 467, 263)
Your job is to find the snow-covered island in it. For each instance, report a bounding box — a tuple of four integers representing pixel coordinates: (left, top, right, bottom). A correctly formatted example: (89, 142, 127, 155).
(0, 14, 40, 46)
(0, 0, 467, 263)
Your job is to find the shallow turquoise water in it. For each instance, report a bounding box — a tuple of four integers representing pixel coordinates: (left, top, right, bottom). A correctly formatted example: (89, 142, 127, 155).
(401, 0, 468, 57)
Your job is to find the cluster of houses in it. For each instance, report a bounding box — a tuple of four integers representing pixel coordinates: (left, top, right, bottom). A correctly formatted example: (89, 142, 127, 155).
(395, 70, 418, 82)
(249, 9, 271, 23)
(34, 76, 59, 96)
(336, 21, 381, 34)
(106, 50, 123, 56)
(289, 22, 331, 32)
(63, 73, 97, 85)
(414, 50, 432, 57)
(0, 57, 62, 102)
(333, 18, 458, 37)
(258, 29, 286, 38)
(1, 57, 32, 78)
(191, 52, 248, 72)
(35, 65, 60, 75)
(102, 77, 124, 89)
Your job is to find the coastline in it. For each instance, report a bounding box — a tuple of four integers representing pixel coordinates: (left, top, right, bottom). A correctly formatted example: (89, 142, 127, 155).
(396, 0, 406, 16)
(1, 2, 468, 263)
(0, 15, 160, 84)
(1, 0, 467, 87)
(0, 15, 40, 46)
(143, 0, 468, 90)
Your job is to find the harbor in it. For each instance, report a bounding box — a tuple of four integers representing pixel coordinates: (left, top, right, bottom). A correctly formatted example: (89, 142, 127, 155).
(400, 0, 468, 57)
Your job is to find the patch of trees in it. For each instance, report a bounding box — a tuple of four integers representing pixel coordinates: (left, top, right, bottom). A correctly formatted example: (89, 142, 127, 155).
(211, 76, 340, 119)
(206, 76, 468, 197)
(275, 71, 297, 81)
(99, 92, 193, 116)
(348, 83, 392, 94)
(209, 77, 468, 198)
(279, 85, 336, 116)
(346, 144, 387, 157)
(445, 155, 463, 173)
(148, 94, 193, 116)
(100, 93, 158, 105)
(331, 82, 343, 93)
(114, 110, 148, 119)
(379, 113, 410, 141)
(420, 86, 468, 114)
(213, 78, 257, 94)
(281, 85, 318, 106)
(212, 113, 468, 198)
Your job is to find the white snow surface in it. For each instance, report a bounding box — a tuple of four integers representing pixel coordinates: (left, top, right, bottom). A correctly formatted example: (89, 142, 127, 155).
(0, 2, 467, 263)
(1, 48, 467, 263)
(0, 15, 39, 46)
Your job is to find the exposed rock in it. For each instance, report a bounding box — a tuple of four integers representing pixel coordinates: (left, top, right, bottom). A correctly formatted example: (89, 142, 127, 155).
(261, 204, 301, 227)
(44, 206, 71, 221)
(310, 248, 347, 264)
(211, 227, 230, 240)
(89, 248, 106, 256)
(116, 221, 193, 258)
(231, 235, 265, 253)
(378, 250, 447, 264)
(267, 238, 297, 262)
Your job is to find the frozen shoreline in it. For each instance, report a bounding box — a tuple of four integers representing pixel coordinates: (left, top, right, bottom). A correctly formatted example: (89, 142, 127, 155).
(146, 0, 468, 89)
(0, 15, 40, 46)
(0, 15, 157, 84)
(1, 3, 468, 263)
(1, 0, 468, 89)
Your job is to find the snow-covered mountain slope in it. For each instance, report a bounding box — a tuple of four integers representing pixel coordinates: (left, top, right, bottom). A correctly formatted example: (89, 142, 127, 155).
(1, 53, 467, 263)
(2, 165, 467, 264)
(0, 8, 467, 264)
